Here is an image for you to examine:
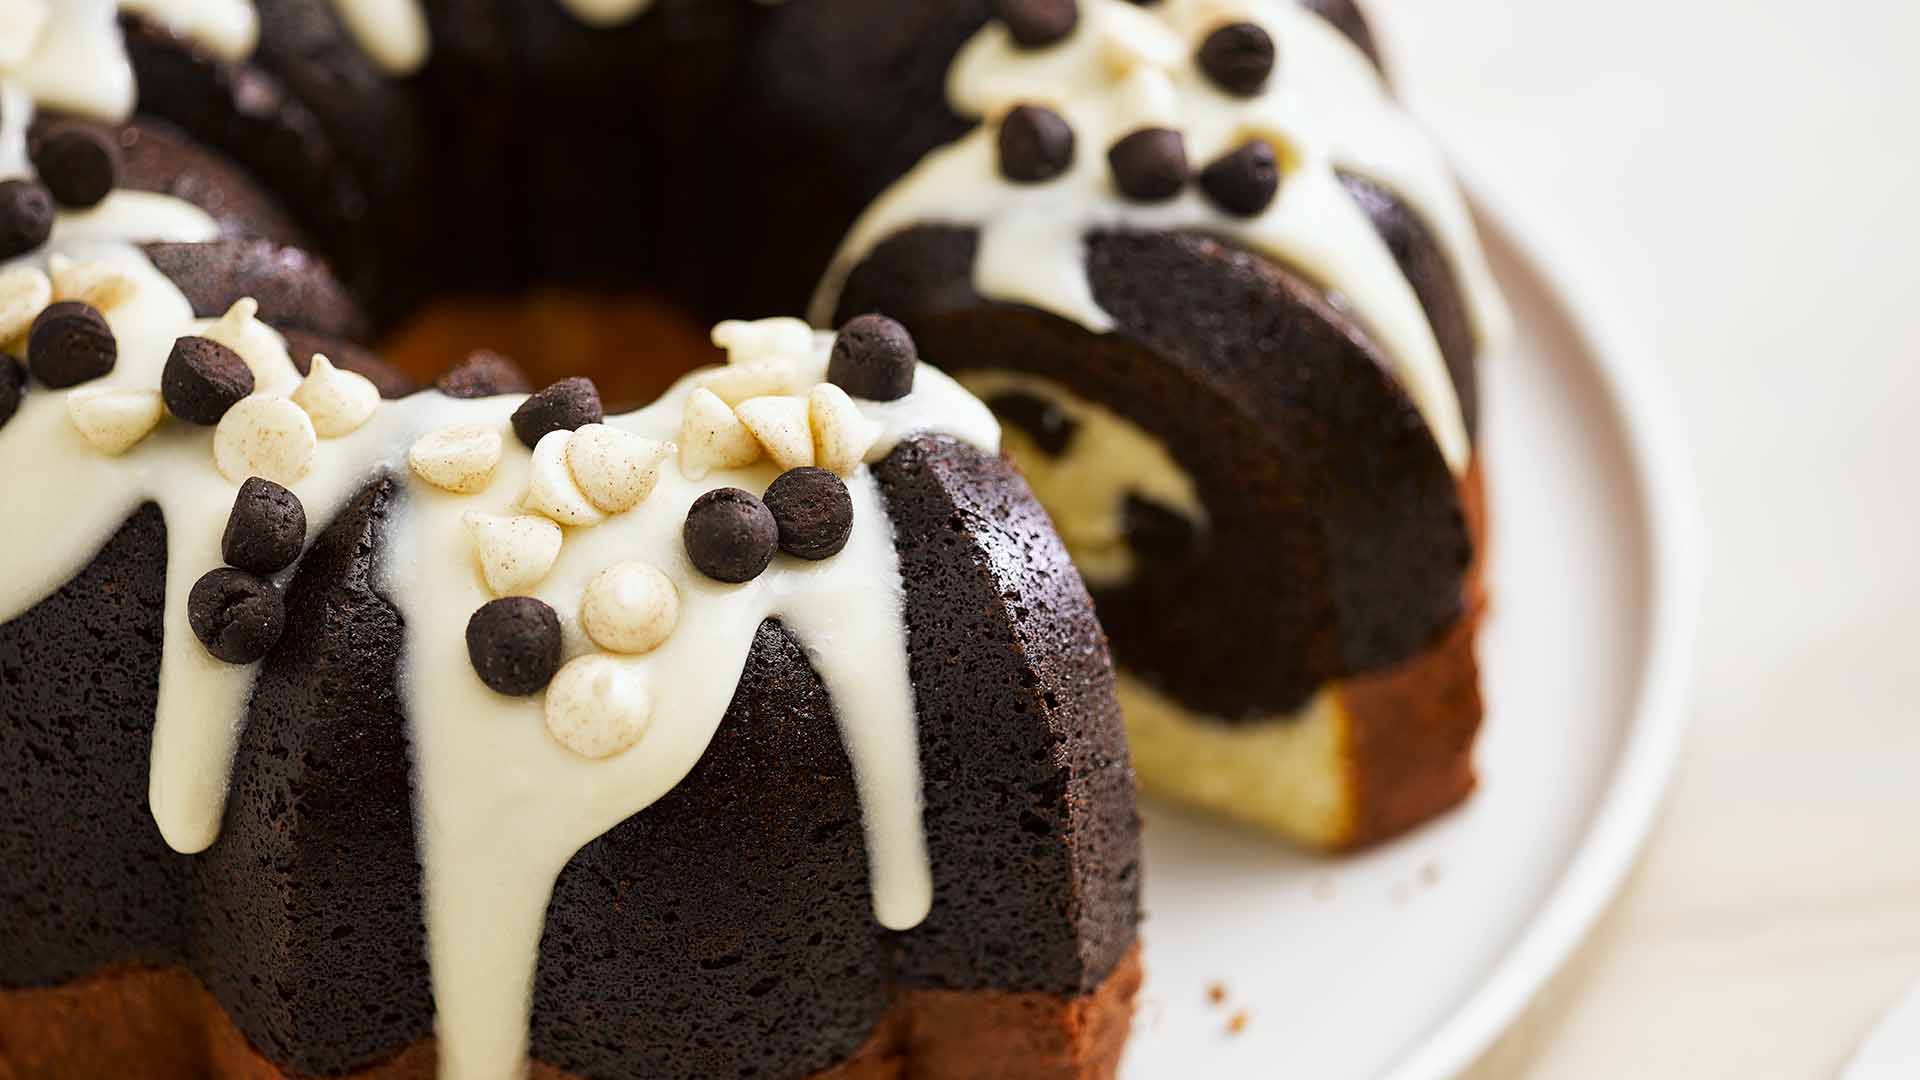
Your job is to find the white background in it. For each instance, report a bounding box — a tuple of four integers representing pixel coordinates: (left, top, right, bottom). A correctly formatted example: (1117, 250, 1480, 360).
(1361, 0, 1920, 1075)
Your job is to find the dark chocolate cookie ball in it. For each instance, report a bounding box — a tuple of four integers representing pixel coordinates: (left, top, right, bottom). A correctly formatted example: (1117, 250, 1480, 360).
(1199, 140, 1281, 217)
(163, 336, 254, 425)
(0, 179, 53, 259)
(829, 315, 918, 401)
(511, 376, 603, 449)
(763, 468, 855, 561)
(32, 126, 122, 209)
(437, 349, 532, 399)
(222, 477, 307, 575)
(999, 105, 1076, 184)
(684, 488, 779, 583)
(1198, 21, 1277, 97)
(188, 568, 286, 664)
(466, 597, 565, 696)
(28, 301, 116, 388)
(996, 0, 1078, 48)
(1108, 128, 1189, 203)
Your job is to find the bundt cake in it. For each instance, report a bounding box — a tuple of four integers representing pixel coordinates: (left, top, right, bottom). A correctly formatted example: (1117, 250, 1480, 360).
(3, 0, 1504, 1073)
(817, 0, 1508, 849)
(0, 9, 1142, 1078)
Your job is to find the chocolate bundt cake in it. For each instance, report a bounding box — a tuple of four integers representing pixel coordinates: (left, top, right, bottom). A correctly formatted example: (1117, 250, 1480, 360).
(817, 0, 1509, 848)
(0, 11, 1143, 1077)
(4, 0, 1503, 1072)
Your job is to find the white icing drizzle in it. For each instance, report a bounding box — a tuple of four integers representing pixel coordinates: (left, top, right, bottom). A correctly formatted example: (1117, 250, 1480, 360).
(399, 339, 990, 1079)
(122, 0, 259, 61)
(329, 0, 428, 76)
(816, 0, 1511, 473)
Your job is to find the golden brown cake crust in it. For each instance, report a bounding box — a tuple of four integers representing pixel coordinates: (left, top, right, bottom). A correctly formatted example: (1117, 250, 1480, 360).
(1337, 461, 1489, 850)
(0, 946, 1142, 1080)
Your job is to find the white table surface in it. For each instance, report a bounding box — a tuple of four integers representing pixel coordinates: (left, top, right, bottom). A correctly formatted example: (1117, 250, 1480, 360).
(1359, 0, 1920, 1075)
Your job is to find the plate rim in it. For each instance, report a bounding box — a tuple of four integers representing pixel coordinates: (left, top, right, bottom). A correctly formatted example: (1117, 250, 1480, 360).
(1377, 169, 1706, 1080)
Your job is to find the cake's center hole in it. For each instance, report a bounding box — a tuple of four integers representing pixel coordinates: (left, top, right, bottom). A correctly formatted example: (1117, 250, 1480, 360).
(380, 290, 723, 409)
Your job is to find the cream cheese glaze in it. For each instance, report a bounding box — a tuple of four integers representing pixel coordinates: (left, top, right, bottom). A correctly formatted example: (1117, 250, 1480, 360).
(816, 0, 1511, 474)
(0, 11, 999, 1078)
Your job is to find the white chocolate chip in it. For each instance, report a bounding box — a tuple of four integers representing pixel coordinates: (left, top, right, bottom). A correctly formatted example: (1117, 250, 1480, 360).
(580, 562, 679, 655)
(47, 254, 135, 312)
(809, 383, 884, 476)
(462, 511, 563, 596)
(292, 354, 380, 438)
(521, 429, 605, 527)
(200, 298, 279, 382)
(408, 425, 503, 494)
(735, 395, 815, 471)
(0, 265, 51, 345)
(697, 362, 798, 406)
(0, 0, 50, 68)
(214, 395, 316, 486)
(544, 655, 653, 760)
(1115, 66, 1180, 127)
(564, 424, 673, 514)
(1100, 2, 1185, 75)
(711, 317, 814, 364)
(66, 387, 163, 455)
(679, 387, 761, 480)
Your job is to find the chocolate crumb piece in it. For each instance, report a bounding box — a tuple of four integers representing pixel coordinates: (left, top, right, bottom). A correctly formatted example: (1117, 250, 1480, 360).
(987, 391, 1078, 456)
(437, 349, 532, 399)
(1107, 128, 1189, 203)
(466, 597, 564, 696)
(222, 477, 307, 575)
(999, 104, 1076, 184)
(28, 301, 116, 388)
(1198, 21, 1277, 97)
(163, 335, 255, 424)
(188, 567, 286, 664)
(1199, 140, 1281, 217)
(0, 355, 23, 429)
(1227, 1010, 1250, 1036)
(763, 467, 854, 561)
(511, 376, 602, 449)
(1206, 982, 1228, 1007)
(996, 0, 1078, 48)
(684, 487, 778, 583)
(32, 126, 121, 209)
(828, 314, 917, 401)
(0, 179, 53, 259)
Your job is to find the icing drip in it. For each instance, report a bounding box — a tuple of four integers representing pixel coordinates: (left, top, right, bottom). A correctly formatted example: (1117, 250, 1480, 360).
(122, 0, 259, 61)
(329, 0, 428, 76)
(816, 0, 1511, 474)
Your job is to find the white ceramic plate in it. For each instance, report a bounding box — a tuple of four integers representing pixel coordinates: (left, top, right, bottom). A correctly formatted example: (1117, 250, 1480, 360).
(1117, 190, 1703, 1079)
